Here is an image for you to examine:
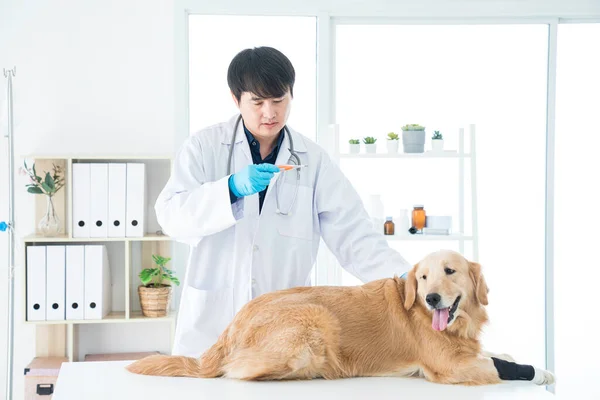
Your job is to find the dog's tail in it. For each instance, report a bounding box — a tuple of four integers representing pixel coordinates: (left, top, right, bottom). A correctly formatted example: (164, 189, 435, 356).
(126, 343, 225, 378)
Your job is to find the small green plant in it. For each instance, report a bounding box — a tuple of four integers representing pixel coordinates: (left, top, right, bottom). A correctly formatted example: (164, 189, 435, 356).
(363, 136, 377, 144)
(349, 139, 360, 144)
(387, 132, 399, 140)
(432, 130, 443, 140)
(139, 255, 180, 288)
(22, 161, 65, 197)
(401, 124, 426, 131)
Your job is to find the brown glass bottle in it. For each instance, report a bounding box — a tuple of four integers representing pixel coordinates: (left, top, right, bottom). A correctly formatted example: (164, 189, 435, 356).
(412, 205, 426, 232)
(384, 216, 395, 235)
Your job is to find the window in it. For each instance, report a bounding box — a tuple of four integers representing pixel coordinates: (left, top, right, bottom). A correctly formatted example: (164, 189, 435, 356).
(334, 23, 548, 367)
(188, 15, 317, 140)
(555, 22, 600, 400)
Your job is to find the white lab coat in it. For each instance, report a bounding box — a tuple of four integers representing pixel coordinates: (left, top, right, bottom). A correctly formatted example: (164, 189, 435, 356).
(156, 115, 412, 358)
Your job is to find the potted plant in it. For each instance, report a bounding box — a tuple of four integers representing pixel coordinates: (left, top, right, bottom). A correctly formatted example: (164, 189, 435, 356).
(363, 136, 377, 153)
(386, 132, 399, 154)
(401, 124, 426, 153)
(348, 139, 360, 154)
(138, 255, 180, 317)
(22, 161, 65, 236)
(431, 130, 444, 152)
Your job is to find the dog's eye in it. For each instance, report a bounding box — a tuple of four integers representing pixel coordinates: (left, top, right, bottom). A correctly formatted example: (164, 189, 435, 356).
(444, 268, 456, 275)
(421, 275, 427, 280)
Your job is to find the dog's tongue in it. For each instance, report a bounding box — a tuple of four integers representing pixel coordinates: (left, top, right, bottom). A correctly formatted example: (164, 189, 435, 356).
(433, 308, 450, 331)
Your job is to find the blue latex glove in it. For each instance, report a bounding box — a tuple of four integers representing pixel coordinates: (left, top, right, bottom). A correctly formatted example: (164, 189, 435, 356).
(229, 164, 280, 198)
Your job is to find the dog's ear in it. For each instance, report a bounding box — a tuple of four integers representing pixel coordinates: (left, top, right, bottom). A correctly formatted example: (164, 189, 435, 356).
(469, 261, 489, 305)
(404, 264, 418, 310)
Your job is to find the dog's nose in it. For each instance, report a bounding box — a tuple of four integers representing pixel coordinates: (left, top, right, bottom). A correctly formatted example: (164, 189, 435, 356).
(426, 293, 441, 308)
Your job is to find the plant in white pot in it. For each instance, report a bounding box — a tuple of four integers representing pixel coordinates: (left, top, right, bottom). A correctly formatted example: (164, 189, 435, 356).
(138, 255, 180, 317)
(349, 139, 360, 154)
(363, 136, 377, 153)
(386, 132, 399, 154)
(401, 124, 426, 153)
(431, 130, 444, 152)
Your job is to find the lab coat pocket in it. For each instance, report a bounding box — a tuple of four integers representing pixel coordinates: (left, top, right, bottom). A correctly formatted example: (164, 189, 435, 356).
(174, 285, 234, 358)
(276, 184, 314, 240)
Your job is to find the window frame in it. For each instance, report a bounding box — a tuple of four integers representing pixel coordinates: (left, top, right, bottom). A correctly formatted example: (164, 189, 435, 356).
(174, 1, 600, 383)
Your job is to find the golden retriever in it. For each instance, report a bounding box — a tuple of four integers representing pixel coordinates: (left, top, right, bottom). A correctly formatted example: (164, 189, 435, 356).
(126, 249, 555, 386)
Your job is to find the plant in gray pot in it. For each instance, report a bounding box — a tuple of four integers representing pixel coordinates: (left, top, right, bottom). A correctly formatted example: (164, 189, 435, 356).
(401, 124, 426, 153)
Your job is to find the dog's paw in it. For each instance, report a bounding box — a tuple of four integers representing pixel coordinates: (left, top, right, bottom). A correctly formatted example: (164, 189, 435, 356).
(533, 368, 555, 385)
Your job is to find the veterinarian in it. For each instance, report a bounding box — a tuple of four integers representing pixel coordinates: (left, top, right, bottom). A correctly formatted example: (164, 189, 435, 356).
(155, 46, 412, 358)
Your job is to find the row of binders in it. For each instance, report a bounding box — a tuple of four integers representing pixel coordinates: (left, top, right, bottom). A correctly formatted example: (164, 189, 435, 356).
(27, 245, 111, 321)
(73, 163, 146, 238)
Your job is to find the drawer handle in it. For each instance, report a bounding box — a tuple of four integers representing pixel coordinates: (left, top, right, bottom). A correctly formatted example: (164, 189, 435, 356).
(37, 383, 54, 395)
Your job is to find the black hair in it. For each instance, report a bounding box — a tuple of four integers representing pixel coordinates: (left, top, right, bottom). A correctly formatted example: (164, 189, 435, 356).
(227, 47, 295, 102)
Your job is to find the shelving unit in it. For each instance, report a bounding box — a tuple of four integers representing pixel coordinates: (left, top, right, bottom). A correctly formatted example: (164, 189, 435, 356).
(384, 234, 474, 241)
(22, 155, 176, 362)
(23, 233, 172, 243)
(24, 311, 177, 326)
(339, 151, 470, 159)
(330, 124, 479, 258)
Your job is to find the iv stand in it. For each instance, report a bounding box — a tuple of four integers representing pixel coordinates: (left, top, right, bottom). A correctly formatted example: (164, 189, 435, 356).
(2, 66, 16, 400)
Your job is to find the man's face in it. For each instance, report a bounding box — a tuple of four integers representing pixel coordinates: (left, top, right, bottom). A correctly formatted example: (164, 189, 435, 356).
(233, 89, 292, 140)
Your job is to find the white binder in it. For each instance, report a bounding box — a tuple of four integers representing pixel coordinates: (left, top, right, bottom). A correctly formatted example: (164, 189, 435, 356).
(72, 163, 91, 238)
(84, 245, 111, 320)
(90, 163, 109, 238)
(66, 245, 85, 320)
(108, 163, 127, 237)
(125, 163, 146, 237)
(26, 246, 46, 321)
(46, 246, 66, 321)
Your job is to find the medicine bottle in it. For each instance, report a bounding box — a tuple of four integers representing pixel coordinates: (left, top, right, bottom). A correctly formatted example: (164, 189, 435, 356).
(412, 205, 426, 232)
(384, 216, 395, 235)
(397, 209, 410, 235)
(369, 194, 385, 229)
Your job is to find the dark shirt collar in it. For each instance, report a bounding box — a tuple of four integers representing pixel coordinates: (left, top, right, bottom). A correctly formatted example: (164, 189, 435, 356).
(243, 122, 285, 162)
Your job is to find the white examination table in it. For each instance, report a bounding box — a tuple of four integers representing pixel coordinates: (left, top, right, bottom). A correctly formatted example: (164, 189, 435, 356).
(53, 360, 556, 400)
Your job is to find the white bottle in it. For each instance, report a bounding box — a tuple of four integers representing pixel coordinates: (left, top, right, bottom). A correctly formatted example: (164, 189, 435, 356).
(397, 209, 410, 235)
(369, 195, 385, 229)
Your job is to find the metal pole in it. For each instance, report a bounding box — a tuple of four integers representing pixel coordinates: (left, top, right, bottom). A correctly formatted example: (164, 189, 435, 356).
(3, 66, 16, 400)
(545, 21, 558, 393)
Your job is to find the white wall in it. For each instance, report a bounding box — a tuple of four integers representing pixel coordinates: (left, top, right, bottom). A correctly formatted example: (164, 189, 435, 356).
(1, 0, 600, 398)
(0, 0, 174, 397)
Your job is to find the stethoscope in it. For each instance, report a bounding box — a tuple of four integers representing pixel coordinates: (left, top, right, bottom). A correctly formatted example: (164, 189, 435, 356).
(227, 115, 301, 215)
